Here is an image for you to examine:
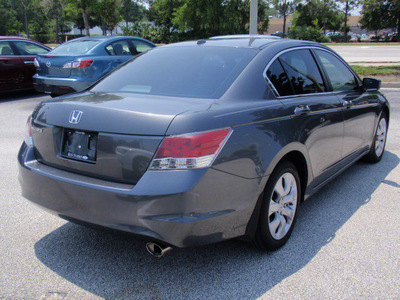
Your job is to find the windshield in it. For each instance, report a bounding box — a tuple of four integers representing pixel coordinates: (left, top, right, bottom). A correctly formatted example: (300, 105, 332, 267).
(91, 46, 256, 99)
(51, 39, 101, 54)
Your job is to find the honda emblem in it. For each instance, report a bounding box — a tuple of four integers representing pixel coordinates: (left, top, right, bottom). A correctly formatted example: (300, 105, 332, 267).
(69, 110, 83, 124)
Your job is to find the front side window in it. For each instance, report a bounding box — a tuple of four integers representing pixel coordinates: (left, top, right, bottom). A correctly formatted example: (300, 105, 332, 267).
(315, 49, 358, 92)
(13, 41, 49, 55)
(0, 41, 14, 55)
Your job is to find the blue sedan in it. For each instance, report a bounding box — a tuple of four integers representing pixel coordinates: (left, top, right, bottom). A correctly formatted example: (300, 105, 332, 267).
(33, 36, 156, 97)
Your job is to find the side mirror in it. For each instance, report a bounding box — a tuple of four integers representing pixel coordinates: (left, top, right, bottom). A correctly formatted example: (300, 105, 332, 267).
(363, 78, 381, 92)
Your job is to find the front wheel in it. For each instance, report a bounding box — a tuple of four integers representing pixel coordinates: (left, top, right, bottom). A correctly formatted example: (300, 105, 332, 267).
(253, 160, 301, 251)
(366, 112, 388, 163)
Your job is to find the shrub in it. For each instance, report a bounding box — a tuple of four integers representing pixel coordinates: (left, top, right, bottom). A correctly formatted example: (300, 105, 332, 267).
(288, 25, 330, 43)
(121, 22, 178, 44)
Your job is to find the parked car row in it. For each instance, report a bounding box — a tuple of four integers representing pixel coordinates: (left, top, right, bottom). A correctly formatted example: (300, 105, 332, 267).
(1, 36, 155, 96)
(18, 35, 389, 255)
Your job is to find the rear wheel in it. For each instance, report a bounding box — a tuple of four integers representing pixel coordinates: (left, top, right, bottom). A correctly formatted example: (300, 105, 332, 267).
(253, 160, 301, 251)
(366, 112, 388, 163)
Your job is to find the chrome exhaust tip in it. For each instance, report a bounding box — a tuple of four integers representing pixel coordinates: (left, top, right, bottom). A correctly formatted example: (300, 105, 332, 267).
(146, 242, 173, 257)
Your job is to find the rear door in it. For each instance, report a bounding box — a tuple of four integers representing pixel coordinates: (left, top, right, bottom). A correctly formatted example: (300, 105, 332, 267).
(266, 48, 344, 186)
(105, 39, 136, 69)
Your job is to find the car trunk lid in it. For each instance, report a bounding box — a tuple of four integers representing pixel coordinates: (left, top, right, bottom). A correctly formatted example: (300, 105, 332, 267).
(30, 92, 214, 184)
(35, 54, 75, 77)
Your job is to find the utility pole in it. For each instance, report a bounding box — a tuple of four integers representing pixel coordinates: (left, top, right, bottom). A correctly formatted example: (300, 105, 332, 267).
(250, 0, 258, 35)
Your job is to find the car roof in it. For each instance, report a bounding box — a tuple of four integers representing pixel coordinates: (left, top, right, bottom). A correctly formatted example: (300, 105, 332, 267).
(209, 34, 281, 40)
(70, 36, 147, 42)
(0, 36, 35, 41)
(63, 35, 156, 47)
(164, 36, 319, 50)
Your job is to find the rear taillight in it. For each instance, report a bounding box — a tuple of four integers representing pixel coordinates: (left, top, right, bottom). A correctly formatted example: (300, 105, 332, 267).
(24, 115, 33, 146)
(63, 59, 93, 69)
(150, 128, 232, 170)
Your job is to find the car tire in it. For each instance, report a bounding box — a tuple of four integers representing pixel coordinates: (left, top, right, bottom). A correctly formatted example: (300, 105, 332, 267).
(253, 160, 301, 251)
(366, 112, 388, 163)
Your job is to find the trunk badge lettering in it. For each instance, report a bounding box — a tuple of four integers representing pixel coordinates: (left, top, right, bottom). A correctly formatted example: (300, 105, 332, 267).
(69, 110, 83, 124)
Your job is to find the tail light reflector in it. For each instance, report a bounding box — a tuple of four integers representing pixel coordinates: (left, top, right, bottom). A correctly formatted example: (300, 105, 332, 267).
(24, 115, 33, 146)
(150, 128, 232, 170)
(33, 58, 40, 68)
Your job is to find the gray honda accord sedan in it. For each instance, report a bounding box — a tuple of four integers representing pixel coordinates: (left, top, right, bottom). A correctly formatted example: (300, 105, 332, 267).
(18, 36, 389, 255)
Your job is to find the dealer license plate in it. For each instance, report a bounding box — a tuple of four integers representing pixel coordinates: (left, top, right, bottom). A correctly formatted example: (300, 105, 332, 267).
(61, 129, 97, 163)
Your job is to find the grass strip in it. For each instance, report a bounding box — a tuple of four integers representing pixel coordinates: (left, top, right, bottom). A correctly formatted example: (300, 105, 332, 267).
(350, 65, 400, 76)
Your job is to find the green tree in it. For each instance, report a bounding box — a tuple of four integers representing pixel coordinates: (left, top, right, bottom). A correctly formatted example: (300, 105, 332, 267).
(339, 0, 359, 42)
(293, 0, 342, 33)
(68, 0, 96, 36)
(148, 0, 183, 30)
(41, 0, 70, 43)
(387, 0, 400, 42)
(360, 0, 399, 41)
(96, 0, 123, 35)
(122, 0, 147, 26)
(0, 0, 23, 35)
(171, 0, 268, 38)
(273, 0, 298, 36)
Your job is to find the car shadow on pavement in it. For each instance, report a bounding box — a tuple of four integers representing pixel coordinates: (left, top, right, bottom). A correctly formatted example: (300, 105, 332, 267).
(34, 151, 399, 299)
(0, 90, 45, 102)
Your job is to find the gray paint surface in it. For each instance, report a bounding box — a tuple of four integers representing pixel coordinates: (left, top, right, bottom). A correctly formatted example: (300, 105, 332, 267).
(0, 89, 399, 298)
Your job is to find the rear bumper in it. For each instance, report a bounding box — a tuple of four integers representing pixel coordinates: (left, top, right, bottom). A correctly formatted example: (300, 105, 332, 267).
(33, 74, 92, 95)
(18, 142, 262, 248)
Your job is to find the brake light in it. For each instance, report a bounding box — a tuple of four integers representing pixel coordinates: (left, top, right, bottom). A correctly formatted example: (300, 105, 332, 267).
(63, 59, 93, 69)
(24, 115, 33, 146)
(150, 128, 232, 170)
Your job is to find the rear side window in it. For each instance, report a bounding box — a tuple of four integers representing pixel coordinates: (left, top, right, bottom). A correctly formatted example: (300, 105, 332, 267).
(314, 49, 358, 91)
(279, 50, 325, 94)
(266, 49, 325, 96)
(266, 60, 293, 96)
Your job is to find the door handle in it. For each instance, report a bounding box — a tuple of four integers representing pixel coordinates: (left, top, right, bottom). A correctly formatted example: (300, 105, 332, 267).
(343, 100, 353, 107)
(24, 61, 34, 65)
(294, 105, 311, 115)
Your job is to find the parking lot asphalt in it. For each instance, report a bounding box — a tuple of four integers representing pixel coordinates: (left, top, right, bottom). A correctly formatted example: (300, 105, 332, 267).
(0, 89, 399, 299)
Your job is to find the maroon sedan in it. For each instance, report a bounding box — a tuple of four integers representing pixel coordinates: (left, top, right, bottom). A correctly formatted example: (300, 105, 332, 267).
(0, 36, 50, 92)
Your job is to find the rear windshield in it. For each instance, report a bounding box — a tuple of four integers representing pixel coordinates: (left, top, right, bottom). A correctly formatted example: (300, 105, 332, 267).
(51, 39, 101, 54)
(91, 46, 256, 99)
